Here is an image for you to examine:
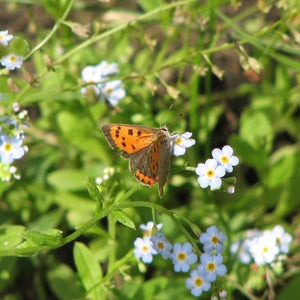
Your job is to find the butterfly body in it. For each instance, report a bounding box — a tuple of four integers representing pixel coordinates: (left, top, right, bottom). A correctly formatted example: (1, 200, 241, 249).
(102, 124, 174, 197)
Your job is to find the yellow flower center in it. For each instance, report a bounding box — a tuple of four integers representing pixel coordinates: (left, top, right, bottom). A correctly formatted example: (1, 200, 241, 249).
(142, 245, 149, 253)
(0, 35, 3, 40)
(105, 87, 113, 95)
(221, 156, 229, 163)
(211, 236, 219, 245)
(9, 55, 17, 63)
(175, 137, 182, 145)
(207, 262, 216, 272)
(4, 143, 12, 152)
(157, 241, 165, 250)
(207, 169, 215, 177)
(194, 278, 203, 287)
(177, 252, 186, 261)
(263, 247, 269, 253)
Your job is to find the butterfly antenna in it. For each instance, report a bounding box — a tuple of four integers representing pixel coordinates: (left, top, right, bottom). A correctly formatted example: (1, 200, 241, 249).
(159, 104, 174, 127)
(164, 111, 184, 127)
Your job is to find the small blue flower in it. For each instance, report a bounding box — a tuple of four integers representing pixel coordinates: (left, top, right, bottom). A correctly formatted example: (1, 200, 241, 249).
(0, 133, 27, 165)
(99, 80, 126, 106)
(195, 159, 225, 190)
(1, 53, 23, 70)
(80, 61, 126, 106)
(151, 233, 172, 259)
(271, 225, 292, 254)
(212, 145, 239, 173)
(133, 236, 157, 264)
(199, 225, 227, 254)
(80, 65, 104, 97)
(172, 132, 195, 157)
(140, 221, 163, 235)
(96, 61, 119, 76)
(171, 242, 197, 272)
(185, 269, 211, 297)
(0, 30, 13, 47)
(197, 253, 227, 282)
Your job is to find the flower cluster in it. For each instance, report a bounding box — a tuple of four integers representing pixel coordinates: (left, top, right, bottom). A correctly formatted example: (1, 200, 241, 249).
(230, 225, 292, 266)
(81, 61, 126, 106)
(95, 167, 116, 186)
(195, 145, 239, 190)
(133, 223, 227, 297)
(0, 103, 29, 181)
(185, 226, 227, 297)
(133, 222, 162, 264)
(0, 30, 23, 71)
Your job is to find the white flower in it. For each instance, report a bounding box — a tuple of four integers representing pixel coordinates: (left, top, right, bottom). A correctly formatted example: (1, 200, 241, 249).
(140, 221, 163, 235)
(133, 236, 157, 264)
(200, 225, 227, 254)
(12, 103, 20, 112)
(249, 233, 279, 266)
(0, 133, 26, 165)
(171, 242, 197, 272)
(232, 226, 292, 266)
(195, 159, 225, 190)
(172, 132, 195, 156)
(99, 80, 126, 106)
(96, 61, 119, 76)
(0, 30, 13, 47)
(185, 269, 211, 297)
(95, 177, 103, 185)
(150, 233, 172, 259)
(197, 253, 227, 282)
(212, 145, 239, 173)
(80, 65, 104, 96)
(1, 54, 23, 70)
(9, 166, 17, 174)
(271, 225, 292, 254)
(227, 186, 235, 194)
(219, 289, 227, 298)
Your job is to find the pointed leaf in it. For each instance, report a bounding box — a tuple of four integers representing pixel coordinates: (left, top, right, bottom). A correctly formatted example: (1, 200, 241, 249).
(74, 242, 103, 300)
(113, 210, 136, 230)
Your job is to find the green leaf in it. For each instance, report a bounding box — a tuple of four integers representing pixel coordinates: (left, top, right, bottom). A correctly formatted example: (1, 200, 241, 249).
(85, 177, 104, 207)
(0, 226, 25, 250)
(266, 146, 297, 188)
(47, 264, 85, 300)
(8, 36, 30, 55)
(230, 135, 268, 172)
(137, 0, 164, 12)
(112, 210, 136, 230)
(276, 274, 300, 300)
(274, 153, 300, 218)
(21, 229, 63, 246)
(74, 242, 103, 300)
(239, 108, 273, 151)
(52, 191, 96, 212)
(47, 168, 86, 191)
(28, 209, 64, 231)
(142, 277, 169, 300)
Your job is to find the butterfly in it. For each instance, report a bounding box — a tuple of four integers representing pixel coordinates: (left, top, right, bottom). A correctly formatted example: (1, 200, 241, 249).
(102, 124, 176, 197)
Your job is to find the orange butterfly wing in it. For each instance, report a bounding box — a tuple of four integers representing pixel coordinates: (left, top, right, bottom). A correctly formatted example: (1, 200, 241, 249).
(102, 124, 158, 157)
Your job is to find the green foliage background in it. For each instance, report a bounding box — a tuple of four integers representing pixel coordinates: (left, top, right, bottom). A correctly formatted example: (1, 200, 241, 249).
(0, 0, 300, 299)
